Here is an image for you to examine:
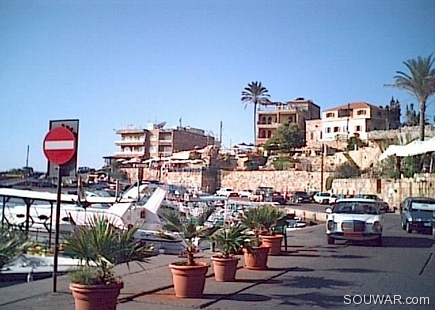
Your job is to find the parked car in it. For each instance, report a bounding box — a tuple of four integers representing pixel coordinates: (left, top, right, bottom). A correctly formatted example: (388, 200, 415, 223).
(399, 197, 435, 234)
(354, 194, 390, 213)
(289, 191, 311, 203)
(238, 189, 253, 199)
(249, 186, 275, 202)
(215, 187, 235, 197)
(264, 191, 286, 205)
(325, 198, 384, 245)
(313, 192, 337, 204)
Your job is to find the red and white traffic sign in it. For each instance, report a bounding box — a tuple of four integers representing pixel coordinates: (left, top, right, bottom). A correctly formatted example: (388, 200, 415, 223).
(43, 127, 76, 165)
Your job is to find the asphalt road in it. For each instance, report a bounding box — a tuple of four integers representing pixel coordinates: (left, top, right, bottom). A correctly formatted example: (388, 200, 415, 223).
(206, 213, 435, 310)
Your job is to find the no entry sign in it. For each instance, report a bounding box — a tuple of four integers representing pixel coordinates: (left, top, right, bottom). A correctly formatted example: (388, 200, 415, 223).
(43, 126, 76, 165)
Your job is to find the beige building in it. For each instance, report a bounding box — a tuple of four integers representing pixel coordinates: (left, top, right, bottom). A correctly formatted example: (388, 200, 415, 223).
(114, 123, 215, 160)
(306, 102, 388, 149)
(256, 98, 321, 146)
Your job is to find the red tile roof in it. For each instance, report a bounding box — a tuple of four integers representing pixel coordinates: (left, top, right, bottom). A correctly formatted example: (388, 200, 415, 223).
(323, 102, 383, 112)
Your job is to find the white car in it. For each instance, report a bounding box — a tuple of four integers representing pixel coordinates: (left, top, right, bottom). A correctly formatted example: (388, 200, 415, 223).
(313, 192, 337, 204)
(215, 187, 235, 197)
(325, 198, 384, 245)
(238, 189, 253, 199)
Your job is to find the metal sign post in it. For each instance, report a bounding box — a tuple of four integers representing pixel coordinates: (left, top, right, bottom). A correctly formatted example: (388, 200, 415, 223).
(53, 166, 62, 292)
(43, 126, 76, 293)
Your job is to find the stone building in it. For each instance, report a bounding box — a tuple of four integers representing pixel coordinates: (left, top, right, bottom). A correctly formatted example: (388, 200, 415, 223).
(256, 98, 321, 146)
(113, 123, 216, 161)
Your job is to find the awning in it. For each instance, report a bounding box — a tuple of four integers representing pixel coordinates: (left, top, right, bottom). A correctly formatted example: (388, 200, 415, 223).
(379, 138, 435, 161)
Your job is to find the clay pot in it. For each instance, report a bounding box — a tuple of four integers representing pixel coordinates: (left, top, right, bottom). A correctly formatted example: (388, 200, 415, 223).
(168, 261, 209, 298)
(70, 282, 123, 310)
(260, 234, 284, 255)
(211, 256, 239, 282)
(243, 246, 269, 270)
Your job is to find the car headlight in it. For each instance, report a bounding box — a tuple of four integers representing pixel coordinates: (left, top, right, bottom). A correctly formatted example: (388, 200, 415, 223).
(372, 221, 382, 233)
(327, 220, 334, 230)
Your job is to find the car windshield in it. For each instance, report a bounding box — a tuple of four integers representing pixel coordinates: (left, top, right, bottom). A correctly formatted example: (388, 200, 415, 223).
(333, 201, 379, 215)
(410, 201, 435, 212)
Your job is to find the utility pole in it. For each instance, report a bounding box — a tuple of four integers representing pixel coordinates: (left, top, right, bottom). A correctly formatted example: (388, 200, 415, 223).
(25, 145, 30, 187)
(219, 121, 223, 144)
(320, 144, 324, 191)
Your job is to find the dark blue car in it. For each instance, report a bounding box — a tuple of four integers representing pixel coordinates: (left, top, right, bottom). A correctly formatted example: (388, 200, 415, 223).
(400, 197, 435, 234)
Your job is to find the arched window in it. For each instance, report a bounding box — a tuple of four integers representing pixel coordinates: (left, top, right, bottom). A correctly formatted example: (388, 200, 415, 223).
(260, 130, 266, 138)
(267, 117, 272, 124)
(262, 116, 266, 124)
(267, 130, 272, 138)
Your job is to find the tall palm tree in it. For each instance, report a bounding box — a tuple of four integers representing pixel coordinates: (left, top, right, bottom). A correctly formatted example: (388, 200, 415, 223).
(241, 81, 271, 144)
(390, 55, 435, 141)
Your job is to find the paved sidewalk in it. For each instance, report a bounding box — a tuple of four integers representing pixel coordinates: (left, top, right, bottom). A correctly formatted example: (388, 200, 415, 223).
(0, 225, 323, 310)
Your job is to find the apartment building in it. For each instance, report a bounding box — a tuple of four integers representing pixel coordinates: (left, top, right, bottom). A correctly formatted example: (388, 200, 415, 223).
(114, 123, 215, 160)
(305, 101, 398, 150)
(256, 98, 321, 146)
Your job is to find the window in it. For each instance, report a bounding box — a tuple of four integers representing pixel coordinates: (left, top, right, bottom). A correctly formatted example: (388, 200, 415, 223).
(261, 116, 266, 124)
(288, 116, 293, 122)
(267, 117, 272, 124)
(333, 127, 340, 133)
(267, 130, 272, 138)
(357, 110, 366, 115)
(355, 125, 362, 131)
(326, 112, 335, 118)
(326, 127, 331, 133)
(310, 132, 314, 140)
(260, 130, 266, 138)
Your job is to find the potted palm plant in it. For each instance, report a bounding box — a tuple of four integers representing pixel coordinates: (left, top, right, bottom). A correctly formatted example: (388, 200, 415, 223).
(0, 227, 34, 272)
(209, 224, 246, 281)
(257, 205, 286, 255)
(66, 215, 153, 310)
(163, 210, 216, 298)
(242, 205, 286, 269)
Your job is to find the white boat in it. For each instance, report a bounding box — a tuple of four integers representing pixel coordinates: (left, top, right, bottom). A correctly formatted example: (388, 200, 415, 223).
(0, 183, 187, 255)
(0, 254, 84, 284)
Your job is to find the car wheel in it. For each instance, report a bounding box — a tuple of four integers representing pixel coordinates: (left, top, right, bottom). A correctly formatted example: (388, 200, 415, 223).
(327, 236, 335, 244)
(406, 221, 412, 234)
(401, 218, 406, 230)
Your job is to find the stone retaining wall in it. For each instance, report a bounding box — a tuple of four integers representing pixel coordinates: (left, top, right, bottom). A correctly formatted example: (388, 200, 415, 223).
(123, 168, 435, 210)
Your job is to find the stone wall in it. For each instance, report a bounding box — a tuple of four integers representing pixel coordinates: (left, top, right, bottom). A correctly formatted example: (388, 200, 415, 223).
(220, 170, 333, 192)
(331, 174, 435, 210)
(124, 168, 332, 193)
(123, 167, 435, 209)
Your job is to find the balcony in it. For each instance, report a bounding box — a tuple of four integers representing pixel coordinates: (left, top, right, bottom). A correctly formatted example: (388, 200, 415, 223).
(257, 122, 280, 128)
(115, 139, 146, 146)
(158, 139, 173, 145)
(113, 151, 145, 157)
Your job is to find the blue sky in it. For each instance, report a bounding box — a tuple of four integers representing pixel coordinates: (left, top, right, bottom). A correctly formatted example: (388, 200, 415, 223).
(1, 0, 434, 172)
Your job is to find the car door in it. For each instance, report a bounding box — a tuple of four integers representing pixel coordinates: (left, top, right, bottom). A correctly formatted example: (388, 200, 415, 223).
(400, 198, 409, 225)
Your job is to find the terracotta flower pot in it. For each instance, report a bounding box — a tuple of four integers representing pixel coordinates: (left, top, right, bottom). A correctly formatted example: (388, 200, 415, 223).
(70, 282, 123, 310)
(243, 246, 269, 270)
(168, 261, 209, 298)
(211, 256, 240, 282)
(260, 234, 284, 255)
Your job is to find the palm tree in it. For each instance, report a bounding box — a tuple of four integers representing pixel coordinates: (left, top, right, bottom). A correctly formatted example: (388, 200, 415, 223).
(241, 81, 271, 144)
(389, 55, 435, 141)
